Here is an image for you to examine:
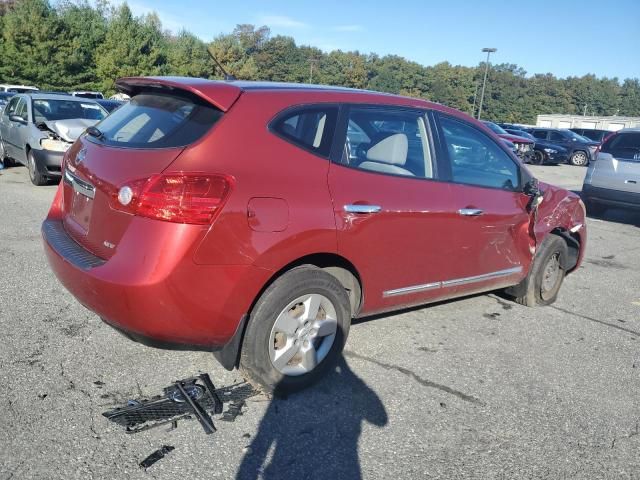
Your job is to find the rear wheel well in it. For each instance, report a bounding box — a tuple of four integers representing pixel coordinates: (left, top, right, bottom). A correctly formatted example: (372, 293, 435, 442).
(268, 253, 363, 315)
(214, 253, 363, 371)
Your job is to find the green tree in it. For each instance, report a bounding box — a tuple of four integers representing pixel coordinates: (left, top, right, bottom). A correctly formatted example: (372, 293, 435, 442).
(95, 3, 167, 94)
(166, 30, 211, 77)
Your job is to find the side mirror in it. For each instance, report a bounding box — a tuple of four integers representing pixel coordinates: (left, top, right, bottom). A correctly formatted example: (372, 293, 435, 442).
(523, 178, 540, 196)
(523, 178, 543, 212)
(9, 114, 25, 123)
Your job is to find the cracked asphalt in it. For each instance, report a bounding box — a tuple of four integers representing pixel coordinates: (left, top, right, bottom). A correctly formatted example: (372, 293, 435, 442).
(1, 163, 639, 479)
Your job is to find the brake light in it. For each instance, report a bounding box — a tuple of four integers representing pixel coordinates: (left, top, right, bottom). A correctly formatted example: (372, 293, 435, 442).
(110, 173, 233, 225)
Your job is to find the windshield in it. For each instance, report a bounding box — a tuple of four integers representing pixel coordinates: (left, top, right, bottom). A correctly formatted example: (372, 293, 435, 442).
(32, 99, 107, 122)
(483, 121, 507, 135)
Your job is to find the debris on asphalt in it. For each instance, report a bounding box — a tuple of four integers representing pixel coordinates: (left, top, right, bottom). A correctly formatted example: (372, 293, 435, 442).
(221, 399, 246, 422)
(102, 374, 259, 435)
(139, 445, 175, 470)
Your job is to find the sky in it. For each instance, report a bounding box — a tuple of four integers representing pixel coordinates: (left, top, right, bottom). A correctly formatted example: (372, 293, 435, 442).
(125, 0, 640, 80)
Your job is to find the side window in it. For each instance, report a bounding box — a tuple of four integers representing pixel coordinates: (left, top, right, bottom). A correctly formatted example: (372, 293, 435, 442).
(532, 130, 547, 140)
(549, 131, 565, 142)
(341, 107, 433, 179)
(15, 99, 28, 120)
(439, 115, 520, 191)
(272, 106, 338, 157)
(4, 97, 20, 117)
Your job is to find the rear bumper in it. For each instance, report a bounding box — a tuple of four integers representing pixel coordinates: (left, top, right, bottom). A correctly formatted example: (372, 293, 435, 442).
(42, 218, 272, 349)
(32, 148, 63, 176)
(582, 184, 640, 210)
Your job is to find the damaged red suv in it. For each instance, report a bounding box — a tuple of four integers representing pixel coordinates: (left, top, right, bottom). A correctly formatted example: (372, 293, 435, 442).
(43, 77, 586, 392)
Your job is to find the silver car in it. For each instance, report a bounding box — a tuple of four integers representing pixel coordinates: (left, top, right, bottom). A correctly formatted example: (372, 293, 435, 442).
(0, 93, 107, 185)
(582, 128, 640, 214)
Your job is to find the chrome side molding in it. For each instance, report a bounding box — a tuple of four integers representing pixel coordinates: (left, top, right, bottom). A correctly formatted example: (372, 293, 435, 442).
(382, 266, 523, 298)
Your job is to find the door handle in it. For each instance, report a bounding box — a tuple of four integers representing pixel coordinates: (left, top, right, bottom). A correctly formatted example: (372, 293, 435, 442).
(458, 208, 484, 216)
(344, 204, 382, 214)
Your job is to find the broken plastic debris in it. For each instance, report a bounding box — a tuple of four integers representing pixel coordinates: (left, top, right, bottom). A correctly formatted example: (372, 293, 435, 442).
(139, 445, 175, 470)
(103, 374, 258, 434)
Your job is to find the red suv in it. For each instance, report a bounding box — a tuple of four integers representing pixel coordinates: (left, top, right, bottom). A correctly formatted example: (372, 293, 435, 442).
(43, 77, 587, 392)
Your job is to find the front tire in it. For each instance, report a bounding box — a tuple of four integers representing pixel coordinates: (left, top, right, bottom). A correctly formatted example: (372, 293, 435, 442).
(28, 150, 47, 186)
(239, 266, 351, 394)
(0, 139, 12, 167)
(507, 235, 569, 307)
(570, 151, 588, 167)
(532, 150, 545, 165)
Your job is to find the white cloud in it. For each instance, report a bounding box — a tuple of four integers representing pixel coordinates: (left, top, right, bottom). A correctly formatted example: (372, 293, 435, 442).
(332, 24, 364, 32)
(256, 15, 308, 29)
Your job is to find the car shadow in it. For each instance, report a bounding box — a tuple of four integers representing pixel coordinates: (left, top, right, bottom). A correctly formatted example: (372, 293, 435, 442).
(236, 357, 387, 480)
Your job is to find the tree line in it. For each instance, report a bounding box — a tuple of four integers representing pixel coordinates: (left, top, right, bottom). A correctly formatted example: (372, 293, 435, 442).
(1, 0, 639, 124)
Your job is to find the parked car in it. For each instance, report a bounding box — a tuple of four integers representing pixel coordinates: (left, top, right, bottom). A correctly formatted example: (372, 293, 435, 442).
(570, 128, 614, 144)
(482, 121, 534, 163)
(0, 93, 108, 185)
(0, 84, 39, 93)
(525, 128, 599, 166)
(70, 91, 104, 99)
(582, 128, 640, 214)
(42, 77, 587, 393)
(0, 92, 15, 113)
(95, 98, 124, 112)
(503, 128, 569, 165)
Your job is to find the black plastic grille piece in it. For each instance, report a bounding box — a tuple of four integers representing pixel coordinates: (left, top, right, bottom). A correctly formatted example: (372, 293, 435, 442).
(103, 377, 258, 434)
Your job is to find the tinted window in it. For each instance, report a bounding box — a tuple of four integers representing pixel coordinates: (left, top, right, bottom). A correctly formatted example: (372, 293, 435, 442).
(440, 115, 519, 190)
(532, 130, 548, 139)
(91, 93, 222, 149)
(32, 99, 107, 122)
(272, 106, 337, 157)
(483, 121, 508, 135)
(549, 131, 565, 142)
(340, 107, 433, 179)
(601, 132, 640, 160)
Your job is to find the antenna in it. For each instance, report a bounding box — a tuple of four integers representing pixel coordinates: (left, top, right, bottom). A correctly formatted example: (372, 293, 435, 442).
(206, 47, 236, 81)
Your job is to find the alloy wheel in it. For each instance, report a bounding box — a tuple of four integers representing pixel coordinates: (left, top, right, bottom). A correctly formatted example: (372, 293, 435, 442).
(571, 152, 588, 166)
(269, 293, 338, 376)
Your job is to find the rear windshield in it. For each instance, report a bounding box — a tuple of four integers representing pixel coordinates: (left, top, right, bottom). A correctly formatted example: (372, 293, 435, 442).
(601, 132, 640, 159)
(90, 92, 222, 149)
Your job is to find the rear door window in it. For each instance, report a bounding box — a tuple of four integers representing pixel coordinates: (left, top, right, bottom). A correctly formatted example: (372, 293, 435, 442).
(91, 92, 223, 148)
(271, 106, 338, 157)
(549, 131, 565, 142)
(532, 130, 548, 140)
(339, 106, 434, 179)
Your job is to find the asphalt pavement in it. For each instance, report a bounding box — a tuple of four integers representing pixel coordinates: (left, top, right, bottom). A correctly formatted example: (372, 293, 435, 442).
(1, 163, 639, 479)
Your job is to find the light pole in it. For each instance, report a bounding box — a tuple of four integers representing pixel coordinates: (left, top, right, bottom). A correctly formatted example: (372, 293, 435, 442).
(477, 47, 496, 120)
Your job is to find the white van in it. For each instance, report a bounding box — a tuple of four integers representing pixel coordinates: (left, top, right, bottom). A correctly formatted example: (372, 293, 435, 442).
(0, 84, 39, 93)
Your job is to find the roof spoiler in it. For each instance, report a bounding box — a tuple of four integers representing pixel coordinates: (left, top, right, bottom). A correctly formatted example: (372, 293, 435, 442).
(115, 76, 242, 112)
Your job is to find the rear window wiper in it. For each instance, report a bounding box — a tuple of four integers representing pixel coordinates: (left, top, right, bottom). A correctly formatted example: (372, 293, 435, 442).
(86, 126, 104, 139)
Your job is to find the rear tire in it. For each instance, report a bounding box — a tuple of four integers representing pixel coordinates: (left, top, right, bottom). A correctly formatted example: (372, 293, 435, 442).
(239, 266, 351, 394)
(28, 150, 47, 186)
(570, 151, 589, 167)
(508, 235, 568, 307)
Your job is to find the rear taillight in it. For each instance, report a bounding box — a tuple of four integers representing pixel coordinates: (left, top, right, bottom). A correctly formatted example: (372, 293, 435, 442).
(109, 173, 233, 225)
